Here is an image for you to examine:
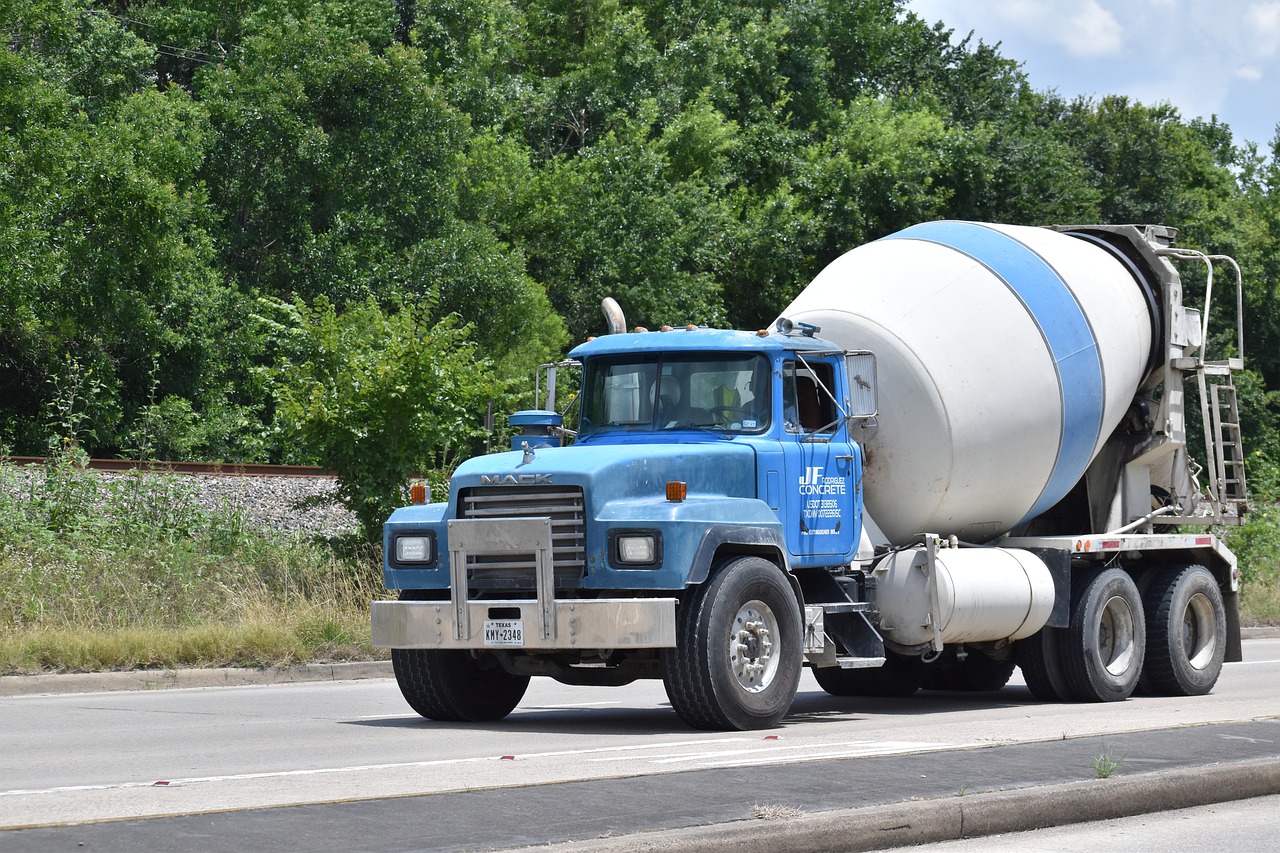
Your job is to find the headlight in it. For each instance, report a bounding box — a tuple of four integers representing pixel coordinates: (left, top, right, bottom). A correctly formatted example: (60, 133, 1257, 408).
(609, 529, 662, 568)
(393, 533, 436, 566)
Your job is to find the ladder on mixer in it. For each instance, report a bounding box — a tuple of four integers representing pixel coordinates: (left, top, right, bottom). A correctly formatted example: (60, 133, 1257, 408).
(1203, 373, 1248, 513)
(1161, 244, 1249, 524)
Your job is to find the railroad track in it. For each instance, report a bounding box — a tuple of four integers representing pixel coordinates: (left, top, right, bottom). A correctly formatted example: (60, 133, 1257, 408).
(6, 457, 335, 478)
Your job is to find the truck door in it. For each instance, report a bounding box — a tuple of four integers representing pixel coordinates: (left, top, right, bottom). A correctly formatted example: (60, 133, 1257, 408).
(781, 359, 858, 558)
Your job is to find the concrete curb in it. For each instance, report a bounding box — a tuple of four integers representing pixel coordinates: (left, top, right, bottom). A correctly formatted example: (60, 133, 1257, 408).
(0, 660, 394, 697)
(543, 756, 1280, 852)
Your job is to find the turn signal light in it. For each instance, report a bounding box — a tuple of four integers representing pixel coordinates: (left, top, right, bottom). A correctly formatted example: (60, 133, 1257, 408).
(410, 482, 428, 504)
(666, 481, 687, 502)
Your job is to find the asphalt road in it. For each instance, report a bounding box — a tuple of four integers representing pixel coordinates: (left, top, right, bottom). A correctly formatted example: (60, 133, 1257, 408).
(2, 638, 1279, 850)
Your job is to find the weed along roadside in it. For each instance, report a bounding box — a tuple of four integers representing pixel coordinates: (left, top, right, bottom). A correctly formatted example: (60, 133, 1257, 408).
(0, 453, 386, 675)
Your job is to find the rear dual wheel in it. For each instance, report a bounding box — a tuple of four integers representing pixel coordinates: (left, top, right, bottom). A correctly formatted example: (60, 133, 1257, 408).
(1061, 567, 1146, 702)
(813, 651, 922, 697)
(1020, 563, 1226, 702)
(1140, 564, 1226, 696)
(1019, 567, 1145, 703)
(919, 651, 1017, 692)
(1018, 624, 1072, 701)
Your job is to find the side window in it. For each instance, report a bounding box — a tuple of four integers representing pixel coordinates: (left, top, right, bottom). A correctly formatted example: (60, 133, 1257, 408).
(783, 359, 837, 434)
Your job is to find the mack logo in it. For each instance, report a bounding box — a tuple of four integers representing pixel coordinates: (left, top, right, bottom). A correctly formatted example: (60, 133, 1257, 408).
(481, 474, 552, 485)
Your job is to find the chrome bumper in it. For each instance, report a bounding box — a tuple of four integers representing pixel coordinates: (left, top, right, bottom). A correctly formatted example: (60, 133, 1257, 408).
(374, 516, 676, 650)
(371, 597, 678, 650)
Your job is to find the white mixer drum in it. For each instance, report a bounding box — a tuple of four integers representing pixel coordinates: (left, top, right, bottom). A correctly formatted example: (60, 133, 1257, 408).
(782, 221, 1154, 544)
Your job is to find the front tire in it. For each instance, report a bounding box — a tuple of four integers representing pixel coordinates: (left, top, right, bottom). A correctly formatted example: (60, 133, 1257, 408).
(1062, 568, 1145, 702)
(391, 648, 530, 722)
(1141, 564, 1226, 696)
(663, 556, 803, 730)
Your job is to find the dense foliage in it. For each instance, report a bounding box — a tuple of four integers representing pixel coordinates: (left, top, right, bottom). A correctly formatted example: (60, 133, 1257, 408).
(4, 0, 1280, 536)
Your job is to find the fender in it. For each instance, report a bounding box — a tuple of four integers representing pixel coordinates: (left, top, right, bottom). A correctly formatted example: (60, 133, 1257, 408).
(687, 525, 792, 587)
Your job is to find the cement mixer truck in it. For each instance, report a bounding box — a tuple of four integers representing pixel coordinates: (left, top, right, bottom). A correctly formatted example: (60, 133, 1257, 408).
(372, 221, 1249, 730)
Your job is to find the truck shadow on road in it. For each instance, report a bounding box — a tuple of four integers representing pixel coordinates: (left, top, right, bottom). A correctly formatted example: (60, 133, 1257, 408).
(340, 686, 1044, 735)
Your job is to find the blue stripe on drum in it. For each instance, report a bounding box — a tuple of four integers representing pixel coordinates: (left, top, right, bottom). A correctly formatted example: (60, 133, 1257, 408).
(883, 221, 1103, 524)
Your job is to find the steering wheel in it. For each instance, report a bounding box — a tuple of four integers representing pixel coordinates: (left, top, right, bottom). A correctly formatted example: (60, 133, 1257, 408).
(708, 405, 749, 423)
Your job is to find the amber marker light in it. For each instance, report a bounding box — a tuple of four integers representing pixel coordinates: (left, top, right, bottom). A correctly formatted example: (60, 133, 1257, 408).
(666, 481, 687, 502)
(410, 482, 428, 504)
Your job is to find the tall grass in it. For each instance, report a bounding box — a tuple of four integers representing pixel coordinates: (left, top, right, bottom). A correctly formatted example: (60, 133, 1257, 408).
(0, 452, 385, 674)
(1227, 505, 1280, 625)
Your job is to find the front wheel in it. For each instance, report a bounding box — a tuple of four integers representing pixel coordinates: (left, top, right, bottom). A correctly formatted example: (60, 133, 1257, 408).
(1141, 564, 1226, 696)
(391, 648, 530, 722)
(663, 556, 803, 730)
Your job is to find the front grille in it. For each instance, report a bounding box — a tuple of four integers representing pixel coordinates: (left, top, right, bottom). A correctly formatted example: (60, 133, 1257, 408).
(457, 485, 587, 591)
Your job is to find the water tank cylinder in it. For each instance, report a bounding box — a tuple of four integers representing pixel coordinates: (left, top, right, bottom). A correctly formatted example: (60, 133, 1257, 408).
(781, 221, 1155, 544)
(873, 546, 1055, 647)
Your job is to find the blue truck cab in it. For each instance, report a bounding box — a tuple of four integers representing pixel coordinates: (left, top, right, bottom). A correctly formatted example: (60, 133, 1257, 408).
(372, 324, 882, 729)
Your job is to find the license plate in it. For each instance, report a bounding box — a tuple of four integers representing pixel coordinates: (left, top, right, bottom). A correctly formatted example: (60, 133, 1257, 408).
(483, 619, 524, 647)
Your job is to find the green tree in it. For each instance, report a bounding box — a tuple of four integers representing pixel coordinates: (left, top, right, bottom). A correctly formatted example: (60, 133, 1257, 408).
(1, 2, 234, 455)
(197, 18, 466, 302)
(513, 106, 735, 340)
(265, 296, 496, 540)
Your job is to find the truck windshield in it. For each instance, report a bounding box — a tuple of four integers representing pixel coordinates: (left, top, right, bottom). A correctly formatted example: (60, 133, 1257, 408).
(580, 353, 771, 435)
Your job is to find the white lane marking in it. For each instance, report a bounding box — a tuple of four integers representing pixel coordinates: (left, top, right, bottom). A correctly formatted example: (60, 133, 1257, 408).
(688, 743, 957, 768)
(1225, 659, 1280, 666)
(1220, 734, 1275, 744)
(0, 738, 751, 798)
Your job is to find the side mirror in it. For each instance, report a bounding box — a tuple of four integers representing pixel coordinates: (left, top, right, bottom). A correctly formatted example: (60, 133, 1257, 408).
(845, 351, 879, 442)
(845, 351, 878, 418)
